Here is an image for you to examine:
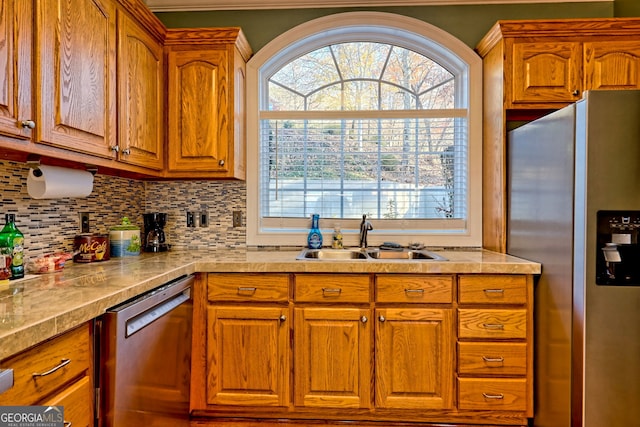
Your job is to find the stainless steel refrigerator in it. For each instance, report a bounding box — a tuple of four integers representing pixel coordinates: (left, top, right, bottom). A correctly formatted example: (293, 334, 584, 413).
(507, 90, 640, 427)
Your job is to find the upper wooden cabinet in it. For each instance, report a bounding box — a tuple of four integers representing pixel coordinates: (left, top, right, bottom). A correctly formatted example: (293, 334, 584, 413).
(35, 0, 118, 159)
(0, 0, 33, 141)
(165, 28, 252, 179)
(476, 18, 640, 252)
(116, 10, 164, 170)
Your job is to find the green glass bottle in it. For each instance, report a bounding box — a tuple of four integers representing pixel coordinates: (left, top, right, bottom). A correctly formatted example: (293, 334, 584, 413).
(0, 214, 25, 280)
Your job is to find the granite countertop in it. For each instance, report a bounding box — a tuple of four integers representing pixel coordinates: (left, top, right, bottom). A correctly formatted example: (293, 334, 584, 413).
(0, 248, 540, 360)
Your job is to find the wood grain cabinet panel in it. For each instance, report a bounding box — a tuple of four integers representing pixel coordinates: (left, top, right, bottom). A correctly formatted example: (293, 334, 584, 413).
(375, 308, 454, 410)
(165, 28, 252, 179)
(295, 274, 370, 303)
(458, 275, 527, 304)
(208, 272, 289, 302)
(43, 376, 93, 427)
(511, 41, 582, 105)
(294, 306, 371, 409)
(0, 0, 32, 140)
(35, 0, 117, 158)
(458, 342, 527, 376)
(207, 305, 290, 407)
(585, 40, 640, 90)
(458, 378, 527, 411)
(116, 10, 163, 170)
(375, 274, 453, 303)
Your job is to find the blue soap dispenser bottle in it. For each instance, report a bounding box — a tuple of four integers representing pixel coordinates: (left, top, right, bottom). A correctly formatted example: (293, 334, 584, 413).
(307, 214, 323, 249)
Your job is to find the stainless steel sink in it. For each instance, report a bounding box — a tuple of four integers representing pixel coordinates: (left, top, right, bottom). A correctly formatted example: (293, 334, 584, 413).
(296, 248, 369, 260)
(296, 248, 447, 261)
(365, 248, 447, 261)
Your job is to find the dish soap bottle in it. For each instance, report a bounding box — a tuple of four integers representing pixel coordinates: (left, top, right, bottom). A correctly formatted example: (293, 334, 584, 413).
(0, 214, 24, 280)
(332, 225, 343, 249)
(307, 214, 323, 249)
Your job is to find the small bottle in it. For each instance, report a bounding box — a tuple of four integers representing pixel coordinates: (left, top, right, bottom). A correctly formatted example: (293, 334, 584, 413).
(332, 225, 343, 249)
(0, 214, 24, 280)
(307, 214, 323, 249)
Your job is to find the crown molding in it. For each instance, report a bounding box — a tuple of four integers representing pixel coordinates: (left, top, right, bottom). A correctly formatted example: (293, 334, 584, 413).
(144, 0, 609, 12)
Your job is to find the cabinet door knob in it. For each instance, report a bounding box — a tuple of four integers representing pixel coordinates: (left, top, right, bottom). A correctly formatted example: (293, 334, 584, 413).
(572, 89, 580, 96)
(361, 315, 368, 323)
(110, 145, 119, 153)
(219, 159, 225, 166)
(20, 120, 36, 129)
(279, 314, 286, 322)
(122, 148, 131, 156)
(378, 315, 385, 322)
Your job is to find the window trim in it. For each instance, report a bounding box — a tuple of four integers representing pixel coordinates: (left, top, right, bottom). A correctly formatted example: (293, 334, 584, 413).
(246, 11, 483, 248)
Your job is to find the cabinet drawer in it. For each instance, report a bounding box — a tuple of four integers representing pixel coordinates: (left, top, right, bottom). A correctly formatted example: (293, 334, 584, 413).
(295, 274, 370, 303)
(458, 378, 527, 411)
(459, 275, 527, 304)
(458, 309, 527, 339)
(208, 273, 289, 302)
(376, 275, 453, 303)
(458, 342, 527, 376)
(42, 376, 93, 427)
(0, 324, 91, 405)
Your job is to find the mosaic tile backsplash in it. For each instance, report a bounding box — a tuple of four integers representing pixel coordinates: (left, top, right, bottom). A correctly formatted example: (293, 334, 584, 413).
(0, 161, 247, 262)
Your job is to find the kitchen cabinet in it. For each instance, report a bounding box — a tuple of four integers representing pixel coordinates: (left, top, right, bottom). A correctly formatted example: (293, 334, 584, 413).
(35, 0, 117, 159)
(0, 0, 33, 141)
(0, 323, 94, 427)
(205, 273, 290, 407)
(116, 9, 164, 170)
(195, 272, 533, 426)
(293, 274, 371, 409)
(164, 28, 252, 179)
(476, 18, 640, 252)
(374, 275, 454, 410)
(456, 275, 533, 415)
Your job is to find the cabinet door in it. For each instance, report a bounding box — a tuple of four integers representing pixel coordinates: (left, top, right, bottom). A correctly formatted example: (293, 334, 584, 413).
(585, 40, 640, 90)
(511, 42, 582, 105)
(167, 48, 230, 173)
(375, 308, 454, 409)
(294, 307, 371, 409)
(42, 376, 93, 427)
(0, 0, 32, 139)
(207, 305, 290, 407)
(116, 11, 163, 170)
(35, 0, 117, 158)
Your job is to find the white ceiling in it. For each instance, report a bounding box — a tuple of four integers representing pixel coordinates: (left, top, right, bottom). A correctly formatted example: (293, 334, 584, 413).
(143, 0, 607, 12)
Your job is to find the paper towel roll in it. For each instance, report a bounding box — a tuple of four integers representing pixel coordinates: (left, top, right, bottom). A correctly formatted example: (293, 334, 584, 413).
(27, 165, 94, 199)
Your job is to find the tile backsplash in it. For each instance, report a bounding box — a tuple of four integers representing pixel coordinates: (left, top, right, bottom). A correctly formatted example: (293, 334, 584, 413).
(0, 161, 247, 261)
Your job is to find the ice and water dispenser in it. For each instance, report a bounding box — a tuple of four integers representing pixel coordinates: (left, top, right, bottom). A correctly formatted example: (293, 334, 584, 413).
(597, 211, 640, 285)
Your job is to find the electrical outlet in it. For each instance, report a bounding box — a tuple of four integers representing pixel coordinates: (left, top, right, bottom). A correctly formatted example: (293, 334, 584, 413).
(186, 211, 195, 228)
(200, 212, 209, 227)
(232, 211, 243, 227)
(79, 212, 90, 233)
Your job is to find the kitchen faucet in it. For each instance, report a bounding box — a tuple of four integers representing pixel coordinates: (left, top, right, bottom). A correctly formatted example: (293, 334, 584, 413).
(359, 214, 373, 248)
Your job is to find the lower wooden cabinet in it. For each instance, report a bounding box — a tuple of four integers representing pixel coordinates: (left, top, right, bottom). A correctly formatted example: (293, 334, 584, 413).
(0, 323, 94, 427)
(195, 272, 533, 426)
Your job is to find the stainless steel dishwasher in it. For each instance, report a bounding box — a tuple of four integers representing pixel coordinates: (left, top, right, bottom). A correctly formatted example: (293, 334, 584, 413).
(98, 274, 193, 427)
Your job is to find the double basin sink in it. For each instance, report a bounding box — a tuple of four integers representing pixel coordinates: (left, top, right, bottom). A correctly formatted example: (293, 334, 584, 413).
(297, 247, 447, 261)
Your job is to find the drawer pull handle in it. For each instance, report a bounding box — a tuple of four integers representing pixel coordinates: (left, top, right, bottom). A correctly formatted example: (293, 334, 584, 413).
(483, 323, 505, 330)
(404, 288, 425, 295)
(322, 288, 342, 296)
(483, 289, 505, 294)
(482, 392, 504, 400)
(482, 356, 505, 364)
(64, 422, 72, 427)
(32, 358, 71, 378)
(237, 287, 257, 293)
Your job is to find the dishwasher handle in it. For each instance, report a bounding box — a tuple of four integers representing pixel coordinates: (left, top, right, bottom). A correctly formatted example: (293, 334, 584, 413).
(125, 289, 190, 337)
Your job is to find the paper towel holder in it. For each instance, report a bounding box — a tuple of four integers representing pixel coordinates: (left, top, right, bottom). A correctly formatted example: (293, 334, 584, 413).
(25, 155, 98, 176)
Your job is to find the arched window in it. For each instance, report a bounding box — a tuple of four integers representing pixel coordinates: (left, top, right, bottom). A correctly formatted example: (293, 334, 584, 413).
(246, 12, 482, 247)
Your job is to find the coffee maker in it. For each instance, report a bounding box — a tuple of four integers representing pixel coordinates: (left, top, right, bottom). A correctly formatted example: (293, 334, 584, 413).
(143, 213, 169, 252)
